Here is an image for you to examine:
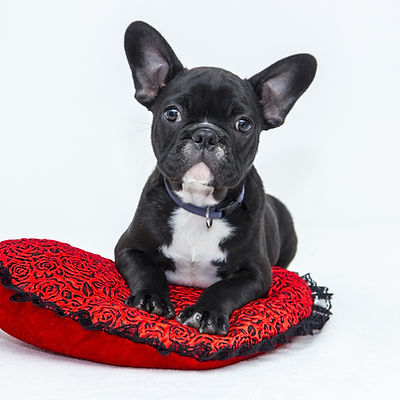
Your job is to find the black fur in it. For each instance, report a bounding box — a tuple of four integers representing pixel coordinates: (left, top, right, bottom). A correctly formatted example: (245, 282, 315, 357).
(115, 21, 316, 335)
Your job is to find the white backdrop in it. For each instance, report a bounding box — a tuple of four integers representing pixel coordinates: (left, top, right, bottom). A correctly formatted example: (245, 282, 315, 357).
(0, 1, 399, 399)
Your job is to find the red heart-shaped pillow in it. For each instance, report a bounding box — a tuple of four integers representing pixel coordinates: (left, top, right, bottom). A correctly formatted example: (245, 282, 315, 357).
(0, 239, 331, 369)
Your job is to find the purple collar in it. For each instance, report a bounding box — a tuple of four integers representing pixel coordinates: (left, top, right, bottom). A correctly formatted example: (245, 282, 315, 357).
(164, 177, 245, 221)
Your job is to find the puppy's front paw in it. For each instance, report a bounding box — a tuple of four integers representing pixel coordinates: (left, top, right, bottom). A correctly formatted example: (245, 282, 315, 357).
(177, 305, 229, 335)
(124, 293, 175, 319)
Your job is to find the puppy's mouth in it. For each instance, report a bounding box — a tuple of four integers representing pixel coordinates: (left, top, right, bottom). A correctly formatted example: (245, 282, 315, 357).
(178, 162, 216, 202)
(182, 162, 214, 186)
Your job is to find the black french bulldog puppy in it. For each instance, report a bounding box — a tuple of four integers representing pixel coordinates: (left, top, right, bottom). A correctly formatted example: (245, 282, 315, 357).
(115, 21, 316, 335)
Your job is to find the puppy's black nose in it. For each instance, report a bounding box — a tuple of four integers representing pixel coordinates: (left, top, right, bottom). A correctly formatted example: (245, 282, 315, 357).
(191, 129, 219, 149)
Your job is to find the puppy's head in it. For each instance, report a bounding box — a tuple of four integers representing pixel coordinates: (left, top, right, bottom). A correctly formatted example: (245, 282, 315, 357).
(124, 21, 316, 191)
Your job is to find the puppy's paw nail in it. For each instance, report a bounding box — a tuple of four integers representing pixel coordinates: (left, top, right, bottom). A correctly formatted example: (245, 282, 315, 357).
(176, 311, 186, 322)
(124, 296, 135, 306)
(165, 307, 175, 319)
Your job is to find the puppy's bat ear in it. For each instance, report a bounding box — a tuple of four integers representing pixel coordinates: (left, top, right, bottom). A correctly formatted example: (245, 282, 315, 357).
(249, 54, 317, 130)
(124, 21, 184, 107)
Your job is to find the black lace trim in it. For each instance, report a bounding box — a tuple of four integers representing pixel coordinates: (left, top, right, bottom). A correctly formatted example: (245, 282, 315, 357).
(0, 261, 332, 362)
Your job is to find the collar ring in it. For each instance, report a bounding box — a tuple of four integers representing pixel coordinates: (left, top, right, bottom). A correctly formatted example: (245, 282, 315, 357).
(205, 206, 213, 229)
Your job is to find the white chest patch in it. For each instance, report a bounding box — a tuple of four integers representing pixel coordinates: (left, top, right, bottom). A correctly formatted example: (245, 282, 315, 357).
(161, 208, 235, 288)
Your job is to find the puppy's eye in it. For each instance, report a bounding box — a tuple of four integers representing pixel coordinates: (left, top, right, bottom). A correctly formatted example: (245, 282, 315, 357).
(164, 108, 181, 122)
(235, 118, 252, 133)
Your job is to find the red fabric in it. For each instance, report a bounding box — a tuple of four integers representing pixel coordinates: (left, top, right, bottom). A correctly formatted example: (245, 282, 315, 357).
(0, 239, 314, 369)
(0, 285, 255, 369)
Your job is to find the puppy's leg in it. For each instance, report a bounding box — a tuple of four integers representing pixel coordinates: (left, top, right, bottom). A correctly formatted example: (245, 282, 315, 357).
(177, 267, 271, 335)
(266, 194, 298, 269)
(116, 249, 175, 319)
